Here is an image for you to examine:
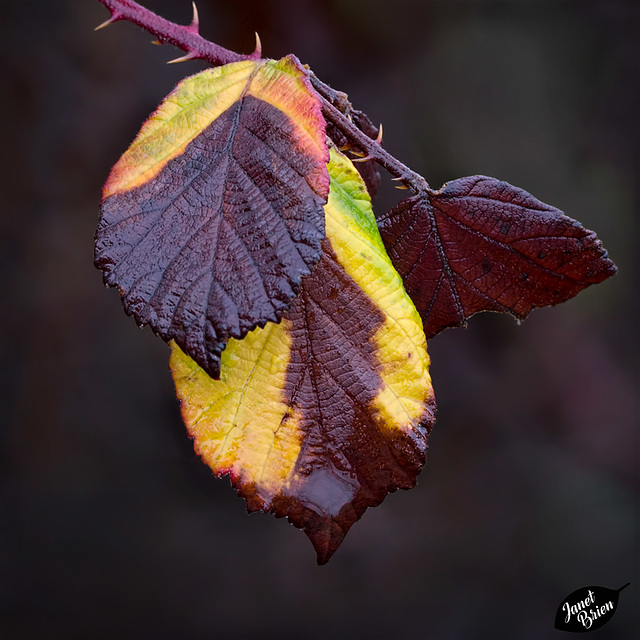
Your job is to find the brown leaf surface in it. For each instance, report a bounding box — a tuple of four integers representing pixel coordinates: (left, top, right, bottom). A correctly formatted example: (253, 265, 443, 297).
(377, 176, 617, 338)
(95, 57, 329, 378)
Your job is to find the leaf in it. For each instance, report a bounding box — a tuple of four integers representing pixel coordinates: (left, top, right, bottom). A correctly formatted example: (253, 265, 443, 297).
(554, 583, 630, 632)
(377, 176, 617, 338)
(170, 149, 435, 563)
(95, 56, 330, 379)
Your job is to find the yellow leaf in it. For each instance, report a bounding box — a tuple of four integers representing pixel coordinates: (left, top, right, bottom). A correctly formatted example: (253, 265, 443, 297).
(171, 148, 435, 563)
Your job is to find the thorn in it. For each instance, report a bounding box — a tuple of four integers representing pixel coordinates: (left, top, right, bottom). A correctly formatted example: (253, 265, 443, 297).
(188, 1, 200, 33)
(391, 176, 405, 181)
(338, 144, 352, 152)
(394, 184, 409, 190)
(94, 13, 121, 31)
(167, 51, 198, 64)
(349, 149, 367, 158)
(352, 156, 373, 163)
(191, 2, 200, 28)
(253, 32, 262, 58)
(375, 123, 383, 145)
(151, 39, 162, 46)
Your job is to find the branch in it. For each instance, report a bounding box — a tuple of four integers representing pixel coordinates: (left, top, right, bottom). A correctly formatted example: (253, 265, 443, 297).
(315, 82, 429, 192)
(94, 0, 429, 192)
(95, 0, 260, 65)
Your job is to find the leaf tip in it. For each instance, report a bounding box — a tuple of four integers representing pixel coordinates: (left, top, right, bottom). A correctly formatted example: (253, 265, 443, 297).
(306, 520, 345, 566)
(315, 551, 332, 566)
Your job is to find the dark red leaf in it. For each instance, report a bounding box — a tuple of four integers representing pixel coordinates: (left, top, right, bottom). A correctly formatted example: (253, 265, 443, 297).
(377, 175, 617, 338)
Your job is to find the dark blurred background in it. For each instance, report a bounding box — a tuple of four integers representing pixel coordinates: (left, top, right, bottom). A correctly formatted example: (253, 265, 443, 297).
(1, 1, 638, 638)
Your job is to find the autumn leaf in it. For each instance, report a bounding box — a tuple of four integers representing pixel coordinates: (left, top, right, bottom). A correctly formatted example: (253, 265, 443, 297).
(377, 176, 617, 338)
(170, 149, 435, 564)
(95, 55, 330, 379)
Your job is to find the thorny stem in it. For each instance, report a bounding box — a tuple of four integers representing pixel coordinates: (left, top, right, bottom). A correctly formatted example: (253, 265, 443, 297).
(314, 81, 429, 192)
(96, 0, 259, 64)
(95, 0, 430, 193)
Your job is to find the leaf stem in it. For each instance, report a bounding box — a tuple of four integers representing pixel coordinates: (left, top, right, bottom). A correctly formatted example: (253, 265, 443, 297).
(95, 0, 429, 192)
(313, 80, 430, 192)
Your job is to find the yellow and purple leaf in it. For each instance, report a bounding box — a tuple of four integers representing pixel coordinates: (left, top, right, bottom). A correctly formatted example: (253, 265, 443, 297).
(377, 177, 617, 338)
(170, 149, 436, 564)
(95, 56, 329, 378)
